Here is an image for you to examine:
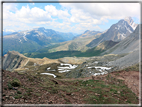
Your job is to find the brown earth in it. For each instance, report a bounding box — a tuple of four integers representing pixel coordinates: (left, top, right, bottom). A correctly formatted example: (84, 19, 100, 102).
(2, 70, 86, 104)
(92, 70, 140, 99)
(2, 69, 140, 104)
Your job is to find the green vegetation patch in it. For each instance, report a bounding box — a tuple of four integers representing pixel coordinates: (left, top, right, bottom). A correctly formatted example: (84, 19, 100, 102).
(122, 63, 139, 71)
(10, 78, 21, 87)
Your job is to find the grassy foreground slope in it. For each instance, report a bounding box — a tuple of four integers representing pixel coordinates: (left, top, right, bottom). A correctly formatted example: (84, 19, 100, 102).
(2, 69, 139, 104)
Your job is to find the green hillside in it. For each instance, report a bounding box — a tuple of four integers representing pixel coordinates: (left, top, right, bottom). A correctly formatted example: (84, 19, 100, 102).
(24, 40, 119, 59)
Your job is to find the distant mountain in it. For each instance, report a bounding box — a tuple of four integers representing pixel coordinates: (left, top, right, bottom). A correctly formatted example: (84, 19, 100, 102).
(56, 31, 77, 41)
(44, 33, 102, 53)
(3, 27, 73, 55)
(87, 17, 137, 48)
(73, 30, 101, 40)
(102, 25, 140, 55)
(41, 30, 102, 53)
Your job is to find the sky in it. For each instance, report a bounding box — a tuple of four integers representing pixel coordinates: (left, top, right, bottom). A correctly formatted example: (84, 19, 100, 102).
(2, 0, 141, 34)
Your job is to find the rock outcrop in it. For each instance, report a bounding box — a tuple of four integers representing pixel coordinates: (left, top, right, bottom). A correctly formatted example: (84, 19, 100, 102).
(3, 51, 60, 71)
(3, 51, 28, 71)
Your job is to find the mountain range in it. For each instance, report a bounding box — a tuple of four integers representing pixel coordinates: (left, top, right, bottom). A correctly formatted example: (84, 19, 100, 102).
(3, 28, 78, 55)
(21, 17, 138, 58)
(3, 17, 139, 59)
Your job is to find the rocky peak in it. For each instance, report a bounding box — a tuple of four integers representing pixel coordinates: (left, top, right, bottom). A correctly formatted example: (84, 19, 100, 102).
(124, 17, 133, 23)
(124, 17, 138, 30)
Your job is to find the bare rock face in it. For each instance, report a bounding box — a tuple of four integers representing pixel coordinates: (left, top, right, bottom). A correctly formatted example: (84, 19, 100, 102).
(3, 51, 28, 71)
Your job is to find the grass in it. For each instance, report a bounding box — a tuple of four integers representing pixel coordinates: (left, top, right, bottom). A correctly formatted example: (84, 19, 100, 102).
(23, 48, 105, 59)
(40, 75, 138, 104)
(122, 63, 139, 71)
(17, 91, 22, 94)
(10, 78, 21, 87)
(3, 69, 139, 104)
(14, 94, 23, 99)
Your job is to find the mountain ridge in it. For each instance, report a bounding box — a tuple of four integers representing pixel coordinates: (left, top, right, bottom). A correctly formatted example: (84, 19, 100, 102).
(3, 27, 77, 55)
(87, 17, 137, 48)
(102, 24, 140, 55)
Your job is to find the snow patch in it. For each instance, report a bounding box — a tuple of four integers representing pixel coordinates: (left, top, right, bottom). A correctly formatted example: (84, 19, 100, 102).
(95, 66, 111, 70)
(19, 39, 22, 43)
(47, 67, 51, 70)
(120, 33, 126, 39)
(58, 70, 70, 73)
(23, 32, 27, 41)
(87, 66, 110, 76)
(94, 71, 108, 76)
(124, 23, 132, 33)
(57, 63, 78, 73)
(47, 67, 56, 71)
(34, 63, 37, 66)
(41, 73, 56, 78)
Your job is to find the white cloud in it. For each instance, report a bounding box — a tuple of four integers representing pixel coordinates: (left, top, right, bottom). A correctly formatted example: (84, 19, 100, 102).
(69, 8, 101, 24)
(3, 29, 15, 32)
(2, 2, 140, 33)
(45, 5, 70, 19)
(60, 3, 140, 20)
(15, 5, 52, 23)
(3, 4, 71, 31)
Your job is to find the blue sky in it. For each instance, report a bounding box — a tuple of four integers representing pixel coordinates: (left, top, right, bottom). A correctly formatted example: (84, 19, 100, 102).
(3, 2, 140, 34)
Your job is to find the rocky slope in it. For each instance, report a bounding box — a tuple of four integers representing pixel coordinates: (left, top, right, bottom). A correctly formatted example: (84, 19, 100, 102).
(2, 69, 139, 104)
(87, 17, 137, 48)
(102, 25, 140, 55)
(107, 50, 140, 70)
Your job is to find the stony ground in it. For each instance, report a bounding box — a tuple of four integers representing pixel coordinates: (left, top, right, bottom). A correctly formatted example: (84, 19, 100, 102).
(2, 69, 139, 105)
(92, 70, 140, 99)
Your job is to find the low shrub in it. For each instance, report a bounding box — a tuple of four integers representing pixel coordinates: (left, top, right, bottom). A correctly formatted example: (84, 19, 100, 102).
(10, 78, 21, 87)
